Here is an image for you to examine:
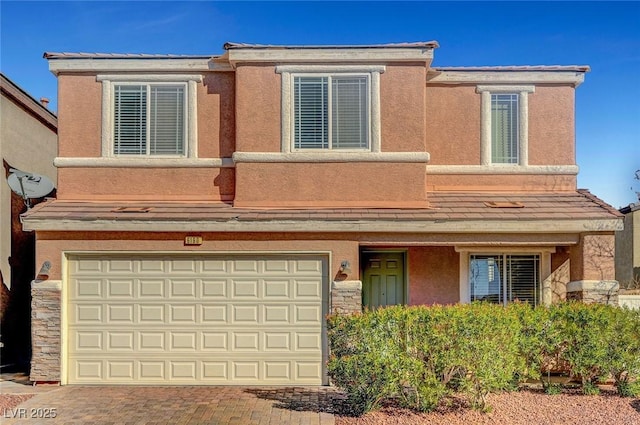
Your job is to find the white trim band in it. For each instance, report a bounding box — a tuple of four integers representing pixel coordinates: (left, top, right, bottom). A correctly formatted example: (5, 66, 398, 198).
(97, 74, 203, 83)
(426, 165, 579, 175)
(428, 71, 586, 87)
(49, 59, 231, 74)
(232, 152, 431, 163)
(54, 157, 235, 168)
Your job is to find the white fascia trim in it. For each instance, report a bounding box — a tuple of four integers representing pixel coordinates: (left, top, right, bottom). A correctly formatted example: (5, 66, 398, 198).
(53, 157, 235, 168)
(426, 164, 578, 175)
(428, 71, 585, 87)
(99, 76, 200, 159)
(276, 65, 386, 74)
(49, 59, 231, 75)
(228, 48, 432, 66)
(232, 152, 430, 163)
(97, 74, 203, 82)
(22, 218, 623, 233)
(477, 86, 535, 166)
(455, 246, 557, 254)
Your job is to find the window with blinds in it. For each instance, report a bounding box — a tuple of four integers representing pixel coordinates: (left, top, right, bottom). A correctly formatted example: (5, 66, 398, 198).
(293, 75, 369, 150)
(470, 254, 540, 306)
(113, 84, 185, 156)
(491, 93, 519, 164)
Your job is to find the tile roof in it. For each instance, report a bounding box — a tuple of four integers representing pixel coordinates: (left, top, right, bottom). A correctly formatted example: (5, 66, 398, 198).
(23, 190, 621, 224)
(433, 65, 590, 72)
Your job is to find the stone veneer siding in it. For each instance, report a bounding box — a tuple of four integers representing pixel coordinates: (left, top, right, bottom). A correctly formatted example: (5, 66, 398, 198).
(331, 280, 362, 314)
(30, 280, 61, 382)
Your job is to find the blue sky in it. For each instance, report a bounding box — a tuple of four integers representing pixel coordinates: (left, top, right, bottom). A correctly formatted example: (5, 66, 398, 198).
(1, 1, 639, 208)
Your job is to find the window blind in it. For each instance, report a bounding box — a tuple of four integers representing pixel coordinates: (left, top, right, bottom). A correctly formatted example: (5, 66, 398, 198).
(294, 77, 328, 149)
(332, 77, 368, 149)
(293, 75, 368, 150)
(470, 254, 539, 306)
(491, 94, 519, 164)
(150, 86, 185, 155)
(114, 85, 147, 155)
(113, 84, 185, 156)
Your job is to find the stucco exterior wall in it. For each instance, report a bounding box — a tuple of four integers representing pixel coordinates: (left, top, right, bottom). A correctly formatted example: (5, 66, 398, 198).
(380, 65, 426, 152)
(234, 162, 428, 208)
(424, 84, 575, 167)
(425, 85, 481, 165)
(35, 231, 360, 282)
(57, 168, 234, 201)
(57, 74, 101, 158)
(408, 246, 460, 305)
(528, 86, 575, 166)
(55, 72, 235, 201)
(426, 174, 576, 192)
(235, 65, 281, 153)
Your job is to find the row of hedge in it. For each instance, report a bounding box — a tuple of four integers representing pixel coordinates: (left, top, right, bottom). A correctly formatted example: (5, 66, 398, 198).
(327, 302, 640, 414)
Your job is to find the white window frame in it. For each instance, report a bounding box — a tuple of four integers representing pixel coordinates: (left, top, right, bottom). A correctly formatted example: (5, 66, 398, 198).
(456, 247, 554, 306)
(97, 74, 202, 158)
(276, 65, 385, 154)
(476, 85, 535, 166)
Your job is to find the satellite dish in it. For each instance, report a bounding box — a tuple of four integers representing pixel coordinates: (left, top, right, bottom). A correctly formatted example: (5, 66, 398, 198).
(7, 168, 55, 208)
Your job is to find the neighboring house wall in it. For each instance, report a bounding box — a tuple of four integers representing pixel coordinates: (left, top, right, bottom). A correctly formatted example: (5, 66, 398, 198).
(0, 73, 57, 368)
(616, 204, 640, 287)
(1, 74, 57, 288)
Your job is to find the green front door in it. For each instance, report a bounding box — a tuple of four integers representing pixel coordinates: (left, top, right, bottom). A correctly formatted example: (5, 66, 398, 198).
(362, 252, 405, 310)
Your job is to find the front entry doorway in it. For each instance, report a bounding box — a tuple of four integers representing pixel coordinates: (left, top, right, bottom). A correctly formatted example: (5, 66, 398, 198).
(361, 251, 406, 310)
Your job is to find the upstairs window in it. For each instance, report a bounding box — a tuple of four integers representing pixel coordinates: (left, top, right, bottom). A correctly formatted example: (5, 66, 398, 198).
(476, 85, 534, 166)
(293, 75, 369, 150)
(491, 93, 519, 164)
(98, 74, 201, 159)
(469, 254, 540, 306)
(113, 84, 185, 156)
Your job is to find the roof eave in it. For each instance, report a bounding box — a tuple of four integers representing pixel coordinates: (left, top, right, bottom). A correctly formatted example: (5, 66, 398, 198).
(21, 217, 623, 233)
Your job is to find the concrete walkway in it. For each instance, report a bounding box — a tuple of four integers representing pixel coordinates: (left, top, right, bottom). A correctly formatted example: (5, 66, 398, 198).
(1, 374, 338, 424)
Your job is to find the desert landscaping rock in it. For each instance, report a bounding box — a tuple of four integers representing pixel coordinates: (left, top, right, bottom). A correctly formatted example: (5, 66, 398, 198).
(336, 388, 640, 425)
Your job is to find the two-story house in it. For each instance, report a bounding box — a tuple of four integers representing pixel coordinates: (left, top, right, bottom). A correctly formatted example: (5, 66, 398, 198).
(23, 42, 622, 386)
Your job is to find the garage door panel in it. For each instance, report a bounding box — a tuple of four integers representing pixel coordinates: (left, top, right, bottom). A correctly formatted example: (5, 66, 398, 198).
(138, 304, 166, 323)
(170, 305, 197, 323)
(139, 332, 165, 351)
(107, 279, 135, 297)
(232, 279, 260, 298)
(201, 304, 228, 322)
(67, 255, 327, 385)
(170, 280, 197, 297)
(108, 304, 135, 322)
(74, 278, 102, 298)
(139, 279, 165, 297)
(201, 279, 226, 297)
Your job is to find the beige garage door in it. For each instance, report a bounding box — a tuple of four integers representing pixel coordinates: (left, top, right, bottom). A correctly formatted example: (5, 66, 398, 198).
(66, 254, 327, 385)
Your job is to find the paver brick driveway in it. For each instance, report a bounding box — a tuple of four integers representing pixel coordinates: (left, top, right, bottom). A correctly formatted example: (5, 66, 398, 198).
(2, 385, 339, 424)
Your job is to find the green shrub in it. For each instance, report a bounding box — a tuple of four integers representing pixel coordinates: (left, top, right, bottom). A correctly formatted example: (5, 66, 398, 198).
(606, 307, 640, 397)
(556, 303, 614, 394)
(327, 301, 640, 415)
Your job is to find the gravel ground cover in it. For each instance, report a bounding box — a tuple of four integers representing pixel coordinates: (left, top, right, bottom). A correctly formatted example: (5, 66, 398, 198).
(336, 387, 640, 425)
